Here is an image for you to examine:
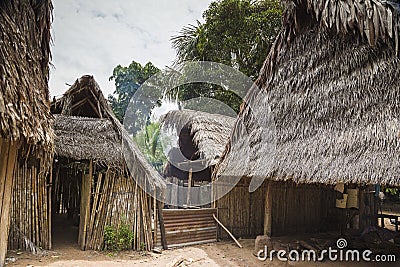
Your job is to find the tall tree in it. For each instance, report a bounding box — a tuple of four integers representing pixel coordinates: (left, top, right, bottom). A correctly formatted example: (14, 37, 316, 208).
(170, 0, 283, 111)
(172, 0, 282, 79)
(108, 61, 160, 124)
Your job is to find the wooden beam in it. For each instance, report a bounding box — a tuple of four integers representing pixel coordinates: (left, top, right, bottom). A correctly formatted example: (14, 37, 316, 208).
(213, 214, 242, 248)
(97, 100, 103, 119)
(87, 86, 98, 102)
(70, 97, 88, 111)
(264, 181, 272, 236)
(86, 99, 101, 118)
(186, 168, 193, 207)
(86, 88, 103, 119)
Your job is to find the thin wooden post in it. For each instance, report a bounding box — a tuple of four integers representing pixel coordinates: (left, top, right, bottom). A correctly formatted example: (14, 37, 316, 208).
(153, 190, 158, 248)
(157, 201, 167, 249)
(264, 181, 272, 236)
(186, 168, 193, 207)
(78, 160, 93, 250)
(0, 140, 18, 267)
(48, 162, 53, 250)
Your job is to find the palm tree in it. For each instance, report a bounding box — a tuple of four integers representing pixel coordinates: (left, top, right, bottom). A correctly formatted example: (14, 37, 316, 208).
(171, 20, 205, 64)
(134, 122, 167, 173)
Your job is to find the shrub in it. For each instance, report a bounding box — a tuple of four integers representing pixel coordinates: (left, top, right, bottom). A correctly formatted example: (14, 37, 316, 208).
(104, 222, 134, 251)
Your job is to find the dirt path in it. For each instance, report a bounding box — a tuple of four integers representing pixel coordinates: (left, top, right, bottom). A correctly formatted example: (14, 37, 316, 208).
(6, 246, 232, 267)
(6, 238, 399, 266)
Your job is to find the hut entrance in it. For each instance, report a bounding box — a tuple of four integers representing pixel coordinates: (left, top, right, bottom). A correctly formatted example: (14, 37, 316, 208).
(51, 161, 84, 249)
(164, 126, 213, 208)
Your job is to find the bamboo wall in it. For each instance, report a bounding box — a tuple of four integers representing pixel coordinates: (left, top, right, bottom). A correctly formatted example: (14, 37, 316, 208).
(8, 150, 52, 252)
(358, 186, 378, 229)
(216, 178, 340, 239)
(269, 181, 339, 236)
(54, 162, 156, 251)
(216, 177, 267, 238)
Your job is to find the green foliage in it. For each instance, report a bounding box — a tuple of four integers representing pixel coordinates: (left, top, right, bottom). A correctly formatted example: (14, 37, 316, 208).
(117, 223, 135, 250)
(108, 61, 160, 126)
(385, 188, 400, 202)
(170, 0, 283, 111)
(104, 225, 118, 251)
(134, 122, 167, 174)
(173, 0, 282, 78)
(104, 222, 134, 251)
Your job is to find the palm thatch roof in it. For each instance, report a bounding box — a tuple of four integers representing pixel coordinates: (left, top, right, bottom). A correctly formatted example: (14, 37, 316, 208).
(0, 0, 53, 148)
(215, 0, 400, 186)
(51, 75, 113, 119)
(162, 109, 235, 166)
(54, 115, 121, 163)
(52, 75, 165, 194)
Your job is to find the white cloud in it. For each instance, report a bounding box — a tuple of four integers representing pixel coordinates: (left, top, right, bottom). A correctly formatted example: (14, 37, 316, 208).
(49, 0, 213, 98)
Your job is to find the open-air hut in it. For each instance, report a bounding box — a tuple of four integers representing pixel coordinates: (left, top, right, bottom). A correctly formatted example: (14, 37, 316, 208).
(51, 75, 165, 251)
(214, 0, 400, 239)
(0, 0, 53, 264)
(162, 109, 235, 183)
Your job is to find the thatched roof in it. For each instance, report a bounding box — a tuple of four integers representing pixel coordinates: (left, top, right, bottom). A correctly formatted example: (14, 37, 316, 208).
(52, 75, 165, 195)
(215, 0, 400, 186)
(0, 0, 53, 148)
(162, 109, 235, 166)
(51, 75, 113, 119)
(54, 115, 121, 163)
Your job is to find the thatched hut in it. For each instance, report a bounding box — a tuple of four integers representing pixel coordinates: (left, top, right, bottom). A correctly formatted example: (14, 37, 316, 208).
(0, 0, 53, 264)
(214, 0, 400, 238)
(51, 75, 165, 251)
(162, 109, 235, 183)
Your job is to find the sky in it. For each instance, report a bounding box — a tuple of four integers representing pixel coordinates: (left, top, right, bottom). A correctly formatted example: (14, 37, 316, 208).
(49, 0, 213, 98)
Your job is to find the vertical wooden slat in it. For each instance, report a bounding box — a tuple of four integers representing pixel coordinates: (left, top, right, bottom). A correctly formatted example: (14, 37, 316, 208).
(153, 190, 157, 248)
(0, 140, 18, 267)
(78, 160, 93, 250)
(48, 162, 53, 250)
(157, 201, 167, 250)
(186, 168, 193, 206)
(0, 139, 9, 227)
(264, 181, 272, 236)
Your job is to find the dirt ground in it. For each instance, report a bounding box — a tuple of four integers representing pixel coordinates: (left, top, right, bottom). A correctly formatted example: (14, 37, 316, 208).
(5, 214, 399, 266)
(5, 239, 399, 267)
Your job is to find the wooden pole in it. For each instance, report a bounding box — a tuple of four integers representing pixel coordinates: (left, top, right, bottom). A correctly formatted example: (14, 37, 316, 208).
(186, 168, 193, 207)
(0, 139, 8, 264)
(213, 214, 242, 248)
(264, 181, 272, 236)
(153, 190, 158, 248)
(78, 160, 93, 250)
(0, 140, 18, 266)
(157, 201, 167, 250)
(48, 162, 53, 250)
(87, 172, 102, 249)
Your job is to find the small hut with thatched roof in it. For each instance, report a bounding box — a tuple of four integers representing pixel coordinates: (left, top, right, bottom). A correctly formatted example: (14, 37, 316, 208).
(51, 75, 165, 251)
(0, 0, 53, 264)
(214, 0, 400, 238)
(162, 109, 235, 183)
